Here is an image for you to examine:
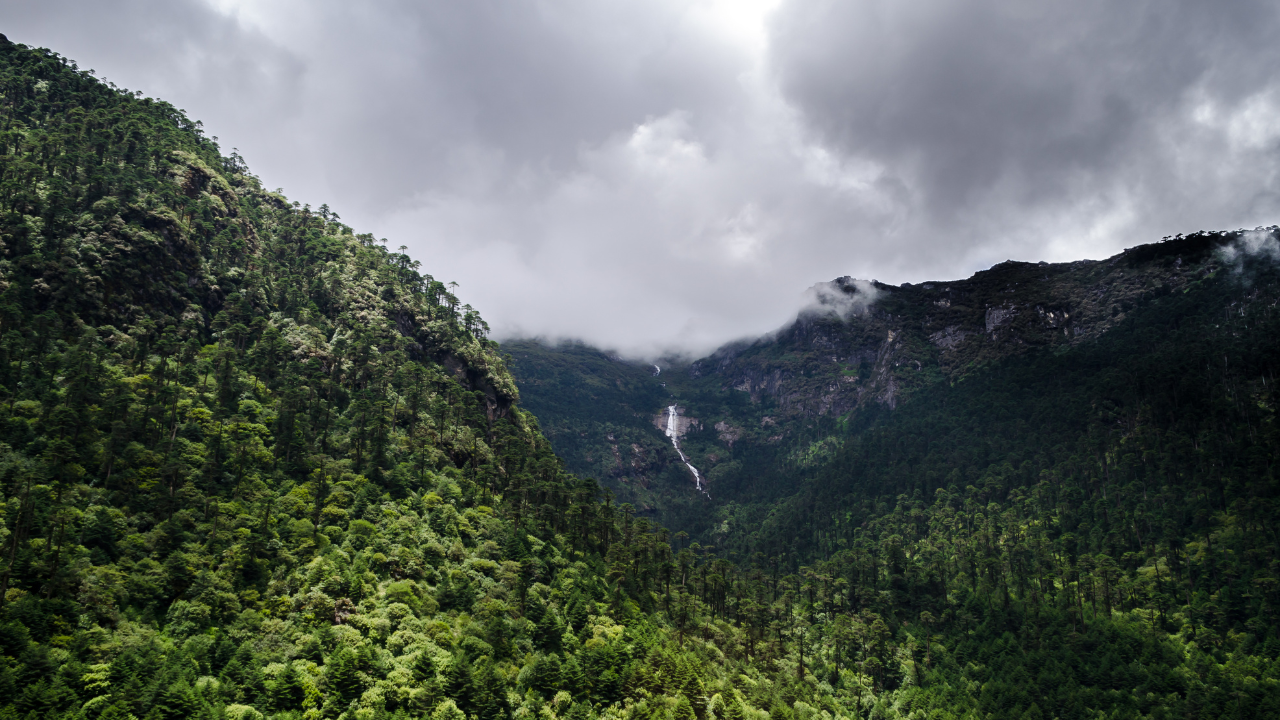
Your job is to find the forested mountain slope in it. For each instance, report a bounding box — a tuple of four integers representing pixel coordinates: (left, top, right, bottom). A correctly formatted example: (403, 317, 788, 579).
(0, 36, 692, 720)
(1, 34, 1277, 720)
(511, 229, 1280, 531)
(508, 235, 1280, 717)
(502, 341, 700, 523)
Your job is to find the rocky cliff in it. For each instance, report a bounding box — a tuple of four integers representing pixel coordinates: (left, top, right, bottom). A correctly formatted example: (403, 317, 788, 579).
(690, 229, 1246, 420)
(507, 228, 1272, 512)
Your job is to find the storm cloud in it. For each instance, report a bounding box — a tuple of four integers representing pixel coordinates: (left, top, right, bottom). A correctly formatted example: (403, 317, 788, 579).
(7, 0, 1280, 357)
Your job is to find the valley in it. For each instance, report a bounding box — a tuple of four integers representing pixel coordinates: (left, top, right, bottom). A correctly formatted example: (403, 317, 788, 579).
(0, 34, 1277, 720)
(508, 230, 1276, 550)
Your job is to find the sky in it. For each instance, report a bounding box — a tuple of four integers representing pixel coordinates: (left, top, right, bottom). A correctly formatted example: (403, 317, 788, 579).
(8, 0, 1280, 358)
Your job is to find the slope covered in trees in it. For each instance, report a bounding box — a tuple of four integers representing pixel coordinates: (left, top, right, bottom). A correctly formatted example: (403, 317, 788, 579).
(501, 340, 710, 525)
(1, 34, 1277, 720)
(509, 237, 1280, 719)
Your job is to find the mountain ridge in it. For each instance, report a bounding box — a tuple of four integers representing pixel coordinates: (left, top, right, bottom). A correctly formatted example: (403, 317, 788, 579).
(505, 228, 1257, 513)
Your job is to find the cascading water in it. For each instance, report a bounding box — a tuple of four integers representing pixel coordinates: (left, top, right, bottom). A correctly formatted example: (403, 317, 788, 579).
(665, 404, 708, 496)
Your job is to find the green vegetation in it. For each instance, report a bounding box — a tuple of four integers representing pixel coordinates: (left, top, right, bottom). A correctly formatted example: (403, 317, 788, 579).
(509, 240, 1280, 718)
(502, 341, 668, 491)
(502, 341, 714, 526)
(0, 34, 1277, 720)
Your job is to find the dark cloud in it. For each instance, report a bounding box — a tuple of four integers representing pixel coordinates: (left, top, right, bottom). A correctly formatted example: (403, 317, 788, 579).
(769, 0, 1280, 252)
(6, 1, 1280, 357)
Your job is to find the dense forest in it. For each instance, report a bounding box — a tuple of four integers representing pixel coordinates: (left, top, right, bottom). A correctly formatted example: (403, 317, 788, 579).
(0, 34, 1277, 720)
(501, 341, 695, 523)
(512, 240, 1280, 720)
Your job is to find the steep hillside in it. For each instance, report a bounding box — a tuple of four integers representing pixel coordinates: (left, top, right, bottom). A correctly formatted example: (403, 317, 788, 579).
(508, 230, 1280, 717)
(503, 342, 667, 492)
(510, 231, 1270, 515)
(502, 341, 693, 514)
(688, 231, 1235, 421)
(0, 37, 731, 720)
(701, 228, 1280, 529)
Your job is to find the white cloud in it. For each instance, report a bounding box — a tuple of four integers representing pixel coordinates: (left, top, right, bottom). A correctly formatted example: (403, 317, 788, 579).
(7, 0, 1280, 358)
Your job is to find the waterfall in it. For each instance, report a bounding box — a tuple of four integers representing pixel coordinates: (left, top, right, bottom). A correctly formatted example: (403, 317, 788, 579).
(665, 405, 708, 496)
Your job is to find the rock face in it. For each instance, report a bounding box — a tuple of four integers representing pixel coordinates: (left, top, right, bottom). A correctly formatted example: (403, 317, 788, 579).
(714, 421, 743, 446)
(652, 408, 699, 437)
(984, 305, 1017, 333)
(686, 230, 1244, 421)
(929, 325, 968, 349)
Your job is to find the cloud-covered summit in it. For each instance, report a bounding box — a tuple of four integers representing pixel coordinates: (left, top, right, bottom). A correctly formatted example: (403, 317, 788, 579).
(8, 0, 1280, 358)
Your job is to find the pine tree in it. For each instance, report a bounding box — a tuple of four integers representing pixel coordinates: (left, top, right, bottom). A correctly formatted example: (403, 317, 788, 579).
(326, 646, 364, 706)
(529, 653, 562, 699)
(269, 662, 306, 712)
(472, 657, 511, 720)
(674, 695, 697, 720)
(561, 655, 586, 699)
(146, 679, 199, 720)
(535, 609, 564, 652)
(566, 591, 589, 631)
(444, 652, 475, 712)
(412, 650, 438, 683)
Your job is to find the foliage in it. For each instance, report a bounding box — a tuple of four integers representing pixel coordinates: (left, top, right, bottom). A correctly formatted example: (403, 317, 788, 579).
(510, 232, 1280, 719)
(503, 341, 707, 522)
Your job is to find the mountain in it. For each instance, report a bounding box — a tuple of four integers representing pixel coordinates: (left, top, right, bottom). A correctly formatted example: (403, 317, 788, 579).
(0, 36, 705, 720)
(2, 34, 1277, 720)
(508, 231, 1280, 715)
(510, 230, 1280, 533)
(501, 340, 719, 529)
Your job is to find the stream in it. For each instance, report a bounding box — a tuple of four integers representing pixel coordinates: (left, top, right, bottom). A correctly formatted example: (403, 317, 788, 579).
(665, 404, 708, 497)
